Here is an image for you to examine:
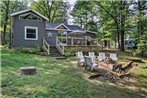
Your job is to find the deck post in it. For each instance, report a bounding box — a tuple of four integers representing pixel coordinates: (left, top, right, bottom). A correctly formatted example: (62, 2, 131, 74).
(71, 38, 73, 46)
(85, 38, 87, 46)
(56, 37, 57, 46)
(48, 45, 50, 55)
(43, 38, 44, 48)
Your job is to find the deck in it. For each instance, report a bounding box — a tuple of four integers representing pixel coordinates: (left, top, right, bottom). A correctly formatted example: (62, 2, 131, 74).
(43, 37, 103, 55)
(56, 37, 103, 55)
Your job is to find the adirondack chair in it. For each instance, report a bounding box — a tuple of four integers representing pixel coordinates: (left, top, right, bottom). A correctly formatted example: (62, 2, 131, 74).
(76, 52, 85, 66)
(89, 52, 96, 63)
(110, 53, 118, 61)
(98, 52, 106, 61)
(84, 56, 97, 71)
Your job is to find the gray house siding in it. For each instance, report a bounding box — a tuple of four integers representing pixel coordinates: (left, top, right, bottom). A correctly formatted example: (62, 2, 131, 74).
(45, 30, 58, 46)
(11, 10, 97, 47)
(13, 14, 46, 47)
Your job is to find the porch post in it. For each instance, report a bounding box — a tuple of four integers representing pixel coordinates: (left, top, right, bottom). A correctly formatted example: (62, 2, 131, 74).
(56, 36, 57, 46)
(85, 38, 87, 46)
(71, 38, 73, 46)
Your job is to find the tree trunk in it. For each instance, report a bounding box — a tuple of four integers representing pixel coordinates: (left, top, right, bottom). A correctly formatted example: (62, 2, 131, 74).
(120, 0, 125, 51)
(2, 24, 7, 45)
(9, 18, 12, 49)
(85, 13, 88, 30)
(116, 26, 120, 49)
(138, 0, 144, 56)
(2, 1, 10, 45)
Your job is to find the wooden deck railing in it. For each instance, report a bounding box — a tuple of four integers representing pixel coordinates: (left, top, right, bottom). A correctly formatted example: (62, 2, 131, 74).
(56, 37, 64, 55)
(43, 38, 50, 55)
(57, 37, 101, 46)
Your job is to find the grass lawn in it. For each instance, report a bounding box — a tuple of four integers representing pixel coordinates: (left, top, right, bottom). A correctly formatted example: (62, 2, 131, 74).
(1, 46, 147, 98)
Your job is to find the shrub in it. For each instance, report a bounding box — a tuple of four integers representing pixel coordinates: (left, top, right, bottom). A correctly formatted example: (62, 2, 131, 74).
(15, 47, 41, 54)
(134, 35, 147, 56)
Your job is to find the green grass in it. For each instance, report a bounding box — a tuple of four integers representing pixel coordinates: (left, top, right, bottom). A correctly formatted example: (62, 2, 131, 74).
(1, 46, 147, 98)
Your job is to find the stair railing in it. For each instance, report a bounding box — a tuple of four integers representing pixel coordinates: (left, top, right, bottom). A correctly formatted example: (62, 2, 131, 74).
(43, 38, 50, 55)
(56, 37, 64, 55)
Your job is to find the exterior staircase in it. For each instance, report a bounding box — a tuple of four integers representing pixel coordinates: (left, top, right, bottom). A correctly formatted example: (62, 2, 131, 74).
(50, 47, 66, 59)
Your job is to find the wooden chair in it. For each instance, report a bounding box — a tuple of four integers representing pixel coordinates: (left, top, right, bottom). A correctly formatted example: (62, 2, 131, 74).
(84, 56, 97, 71)
(76, 52, 85, 66)
(89, 52, 96, 63)
(110, 53, 118, 61)
(98, 52, 106, 61)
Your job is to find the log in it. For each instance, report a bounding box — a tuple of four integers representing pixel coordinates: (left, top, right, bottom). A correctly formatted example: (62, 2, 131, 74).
(20, 67, 37, 75)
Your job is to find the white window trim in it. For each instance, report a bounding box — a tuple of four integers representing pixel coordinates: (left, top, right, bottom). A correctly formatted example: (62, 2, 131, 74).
(19, 12, 42, 21)
(25, 26, 38, 40)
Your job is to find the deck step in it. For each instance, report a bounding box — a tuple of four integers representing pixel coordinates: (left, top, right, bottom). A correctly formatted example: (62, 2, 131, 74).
(50, 47, 65, 58)
(53, 56, 66, 59)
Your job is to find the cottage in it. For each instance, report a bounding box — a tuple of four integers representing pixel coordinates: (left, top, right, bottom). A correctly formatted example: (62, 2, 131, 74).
(10, 9, 98, 55)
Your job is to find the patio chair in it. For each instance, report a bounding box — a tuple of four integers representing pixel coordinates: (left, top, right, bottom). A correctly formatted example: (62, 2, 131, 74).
(89, 52, 96, 63)
(98, 52, 106, 61)
(110, 53, 118, 61)
(84, 56, 97, 71)
(76, 52, 85, 66)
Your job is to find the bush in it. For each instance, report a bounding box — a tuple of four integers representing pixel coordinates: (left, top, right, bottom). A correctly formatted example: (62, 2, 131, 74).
(64, 50, 76, 57)
(64, 52, 75, 57)
(15, 47, 41, 54)
(134, 35, 147, 56)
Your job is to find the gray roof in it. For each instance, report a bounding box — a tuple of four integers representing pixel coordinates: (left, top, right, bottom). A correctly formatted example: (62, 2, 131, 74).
(46, 23, 84, 31)
(65, 25, 84, 31)
(10, 9, 48, 21)
(46, 23, 61, 28)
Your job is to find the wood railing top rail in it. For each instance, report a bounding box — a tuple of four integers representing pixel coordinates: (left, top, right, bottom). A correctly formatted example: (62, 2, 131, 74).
(56, 37, 64, 55)
(43, 38, 50, 55)
(57, 37, 98, 40)
(43, 38, 49, 46)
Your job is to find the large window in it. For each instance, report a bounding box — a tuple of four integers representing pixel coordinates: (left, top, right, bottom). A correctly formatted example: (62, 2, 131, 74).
(25, 26, 38, 40)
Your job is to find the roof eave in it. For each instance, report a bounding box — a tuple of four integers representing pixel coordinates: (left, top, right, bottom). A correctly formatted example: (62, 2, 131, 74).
(10, 9, 49, 21)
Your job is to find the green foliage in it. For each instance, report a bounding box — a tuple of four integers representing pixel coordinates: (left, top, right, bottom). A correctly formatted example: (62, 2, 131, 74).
(1, 46, 147, 98)
(64, 52, 75, 57)
(135, 35, 147, 56)
(71, 0, 97, 32)
(0, 0, 28, 32)
(64, 48, 77, 57)
(32, 0, 70, 23)
(15, 47, 41, 54)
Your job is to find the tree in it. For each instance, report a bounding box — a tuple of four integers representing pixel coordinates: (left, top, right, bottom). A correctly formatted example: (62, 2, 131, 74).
(95, 0, 130, 51)
(32, 0, 70, 23)
(1, 0, 10, 45)
(71, 0, 97, 31)
(135, 0, 147, 56)
(0, 0, 28, 45)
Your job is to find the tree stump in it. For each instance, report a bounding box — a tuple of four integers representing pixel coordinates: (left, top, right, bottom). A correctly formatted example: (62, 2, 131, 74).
(20, 67, 37, 75)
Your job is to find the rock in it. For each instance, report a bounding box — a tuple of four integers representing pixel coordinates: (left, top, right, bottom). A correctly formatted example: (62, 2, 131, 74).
(20, 67, 37, 75)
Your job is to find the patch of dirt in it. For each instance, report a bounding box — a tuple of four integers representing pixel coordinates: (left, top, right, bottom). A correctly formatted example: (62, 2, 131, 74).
(88, 68, 138, 84)
(88, 69, 118, 83)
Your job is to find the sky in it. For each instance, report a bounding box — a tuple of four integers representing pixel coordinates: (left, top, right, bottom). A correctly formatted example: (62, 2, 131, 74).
(65, 0, 77, 24)
(66, 0, 76, 5)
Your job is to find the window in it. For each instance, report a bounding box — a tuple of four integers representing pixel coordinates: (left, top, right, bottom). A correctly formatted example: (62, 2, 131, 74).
(25, 26, 38, 40)
(19, 13, 42, 21)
